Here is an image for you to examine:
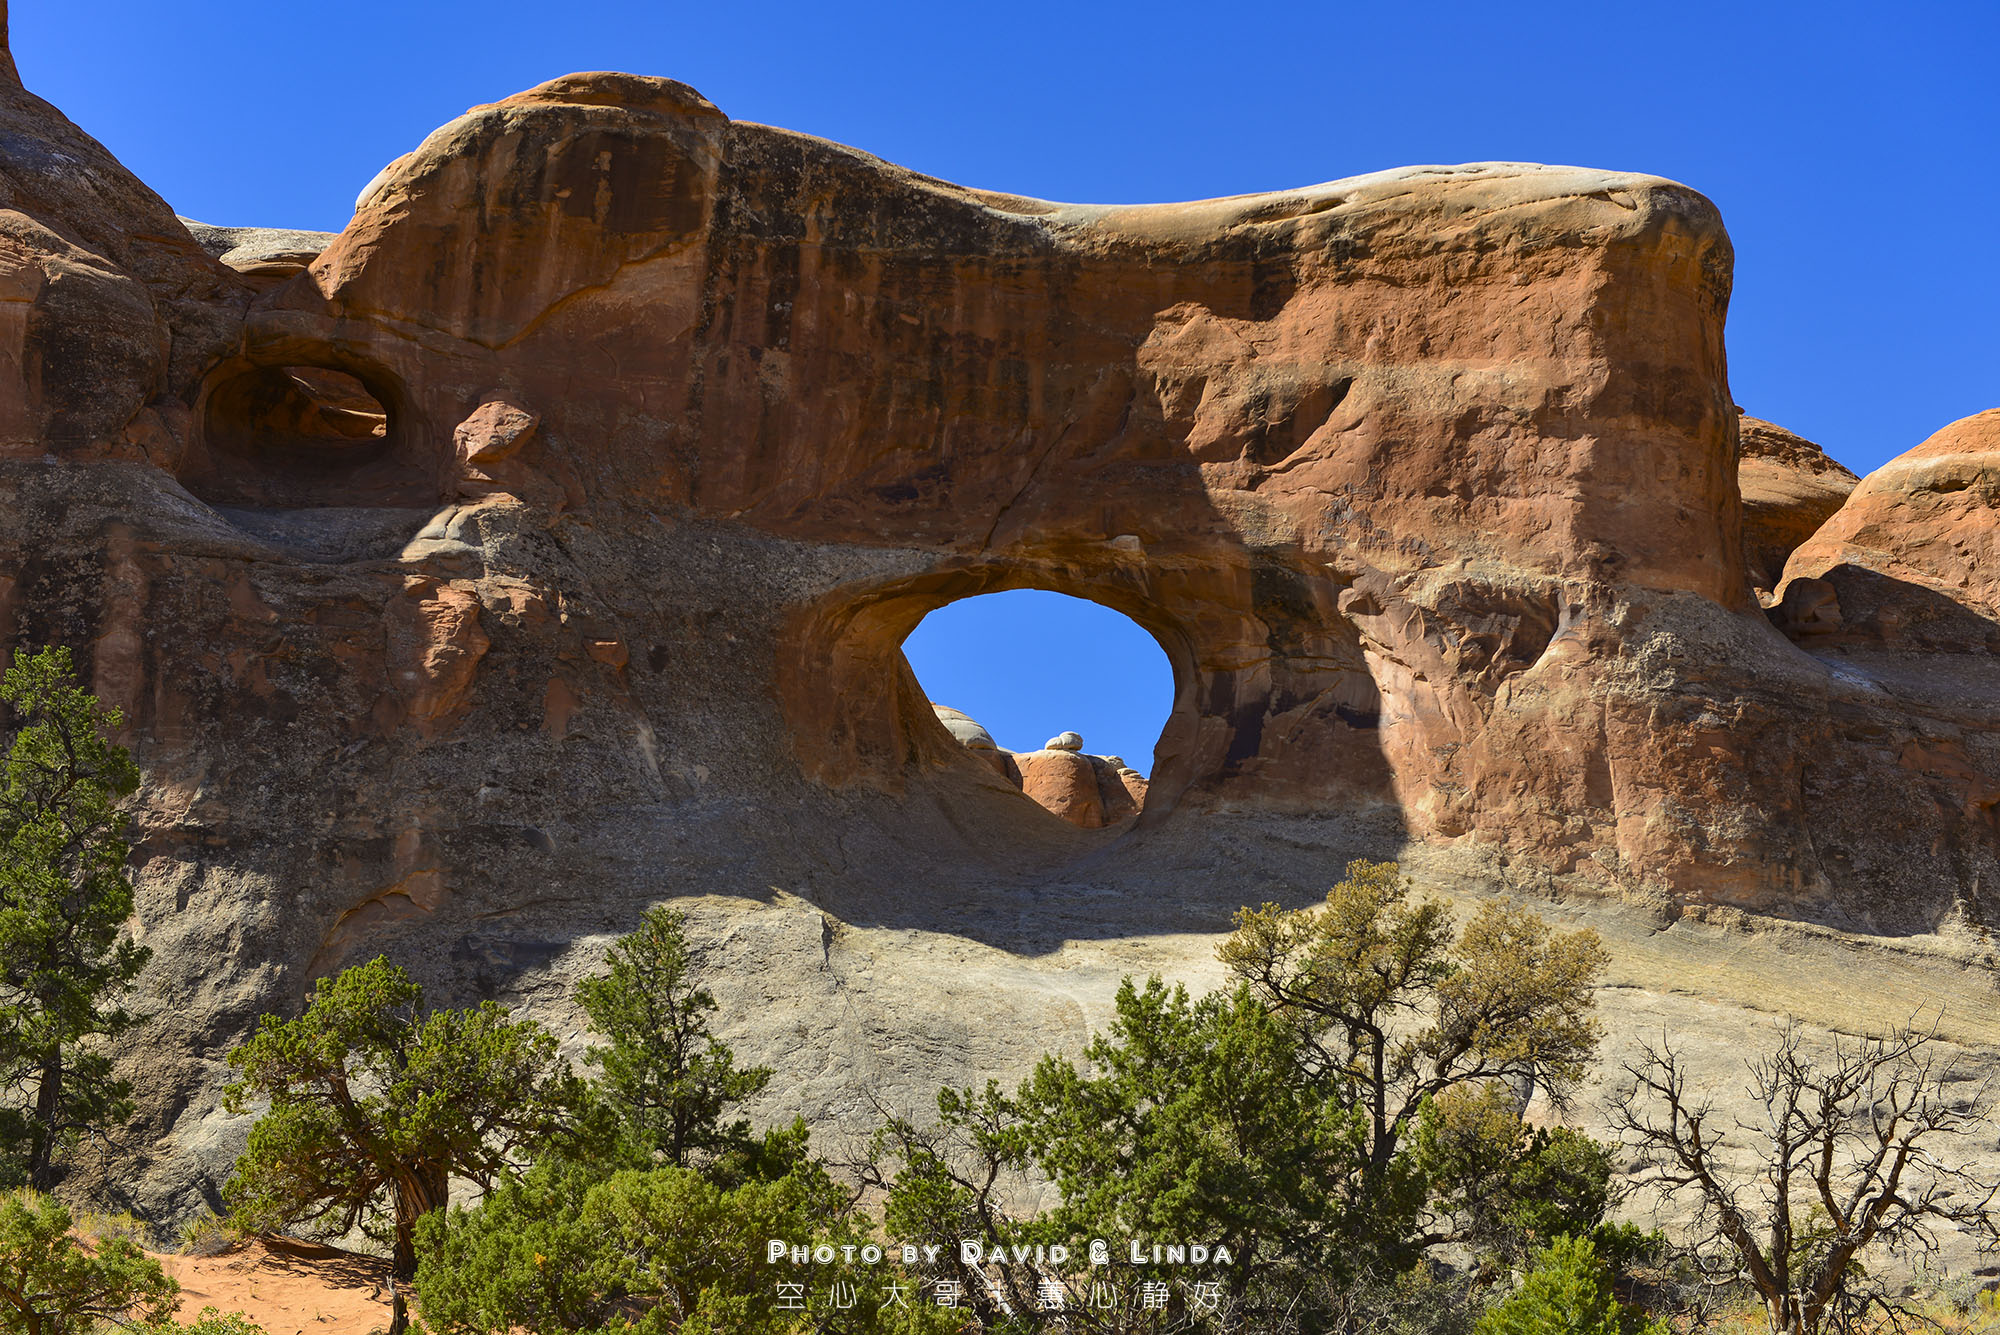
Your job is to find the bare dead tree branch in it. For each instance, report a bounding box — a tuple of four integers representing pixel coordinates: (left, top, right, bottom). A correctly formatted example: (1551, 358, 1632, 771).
(1612, 1012, 2000, 1335)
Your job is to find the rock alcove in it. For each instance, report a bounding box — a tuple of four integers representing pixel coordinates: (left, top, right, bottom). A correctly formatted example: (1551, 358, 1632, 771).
(181, 359, 431, 509)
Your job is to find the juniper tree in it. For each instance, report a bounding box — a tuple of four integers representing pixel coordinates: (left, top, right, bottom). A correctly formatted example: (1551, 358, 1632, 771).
(222, 957, 579, 1335)
(867, 978, 1368, 1331)
(572, 906, 772, 1171)
(1218, 858, 1608, 1261)
(0, 645, 148, 1189)
(0, 1189, 179, 1335)
(1414, 1081, 1645, 1274)
(862, 863, 1617, 1333)
(410, 909, 941, 1334)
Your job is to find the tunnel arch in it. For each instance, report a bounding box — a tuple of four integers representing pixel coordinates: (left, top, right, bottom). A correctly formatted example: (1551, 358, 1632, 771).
(905, 590, 1177, 828)
(780, 560, 1208, 823)
(778, 549, 1402, 841)
(180, 351, 438, 509)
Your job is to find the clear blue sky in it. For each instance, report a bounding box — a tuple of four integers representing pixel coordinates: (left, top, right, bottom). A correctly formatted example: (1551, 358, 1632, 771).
(14, 0, 1995, 770)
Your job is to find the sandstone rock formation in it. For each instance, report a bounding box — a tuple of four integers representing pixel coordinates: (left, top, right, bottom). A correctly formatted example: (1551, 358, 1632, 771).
(928, 708, 1148, 828)
(3, 8, 1999, 1235)
(1017, 747, 1104, 827)
(179, 220, 337, 293)
(931, 704, 997, 750)
(1778, 408, 2000, 651)
(1736, 412, 1857, 599)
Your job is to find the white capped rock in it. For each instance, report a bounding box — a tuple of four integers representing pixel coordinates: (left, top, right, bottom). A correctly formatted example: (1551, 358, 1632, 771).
(932, 704, 997, 750)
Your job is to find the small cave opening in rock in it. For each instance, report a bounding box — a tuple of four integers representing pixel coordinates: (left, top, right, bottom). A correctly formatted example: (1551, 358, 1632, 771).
(183, 362, 435, 509)
(902, 590, 1174, 828)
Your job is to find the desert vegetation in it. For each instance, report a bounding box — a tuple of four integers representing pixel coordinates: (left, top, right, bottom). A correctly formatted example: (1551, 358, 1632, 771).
(2, 651, 2000, 1334)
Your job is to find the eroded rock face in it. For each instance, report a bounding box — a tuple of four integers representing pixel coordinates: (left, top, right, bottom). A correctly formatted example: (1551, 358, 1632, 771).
(1778, 409, 2000, 650)
(1737, 413, 1857, 600)
(4, 33, 2000, 1223)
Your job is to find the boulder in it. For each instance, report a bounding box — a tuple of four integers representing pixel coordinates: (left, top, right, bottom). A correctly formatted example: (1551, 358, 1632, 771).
(931, 704, 997, 750)
(178, 219, 337, 292)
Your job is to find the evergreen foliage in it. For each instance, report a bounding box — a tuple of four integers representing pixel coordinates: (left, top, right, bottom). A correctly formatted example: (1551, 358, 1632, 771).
(0, 1189, 178, 1335)
(417, 1160, 952, 1334)
(410, 906, 955, 1333)
(1216, 859, 1608, 1267)
(1475, 1234, 1664, 1335)
(221, 956, 577, 1333)
(864, 861, 1621, 1330)
(1414, 1081, 1651, 1272)
(571, 907, 772, 1171)
(0, 646, 149, 1189)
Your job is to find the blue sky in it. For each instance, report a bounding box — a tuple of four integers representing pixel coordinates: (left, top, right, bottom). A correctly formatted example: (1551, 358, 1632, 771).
(15, 0, 1994, 771)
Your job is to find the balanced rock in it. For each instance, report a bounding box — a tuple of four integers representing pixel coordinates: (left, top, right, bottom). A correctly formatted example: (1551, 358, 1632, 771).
(929, 707, 1144, 826)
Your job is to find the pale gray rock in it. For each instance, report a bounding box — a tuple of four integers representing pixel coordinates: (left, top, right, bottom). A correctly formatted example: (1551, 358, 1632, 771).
(932, 704, 997, 750)
(176, 217, 336, 286)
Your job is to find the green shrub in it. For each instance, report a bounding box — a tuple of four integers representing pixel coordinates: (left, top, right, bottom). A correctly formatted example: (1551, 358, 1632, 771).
(415, 1160, 953, 1334)
(1475, 1234, 1664, 1335)
(149, 1307, 270, 1335)
(0, 1189, 179, 1334)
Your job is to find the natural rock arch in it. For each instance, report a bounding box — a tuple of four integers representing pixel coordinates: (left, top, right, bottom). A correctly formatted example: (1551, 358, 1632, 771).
(8, 37, 2000, 1225)
(772, 538, 1412, 832)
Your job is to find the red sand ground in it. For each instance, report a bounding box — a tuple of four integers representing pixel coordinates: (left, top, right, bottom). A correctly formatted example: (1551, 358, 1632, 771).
(157, 1237, 392, 1334)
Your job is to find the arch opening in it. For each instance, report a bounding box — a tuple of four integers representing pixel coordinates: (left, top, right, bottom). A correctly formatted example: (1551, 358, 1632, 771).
(777, 563, 1210, 841)
(183, 361, 435, 509)
(904, 590, 1174, 829)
